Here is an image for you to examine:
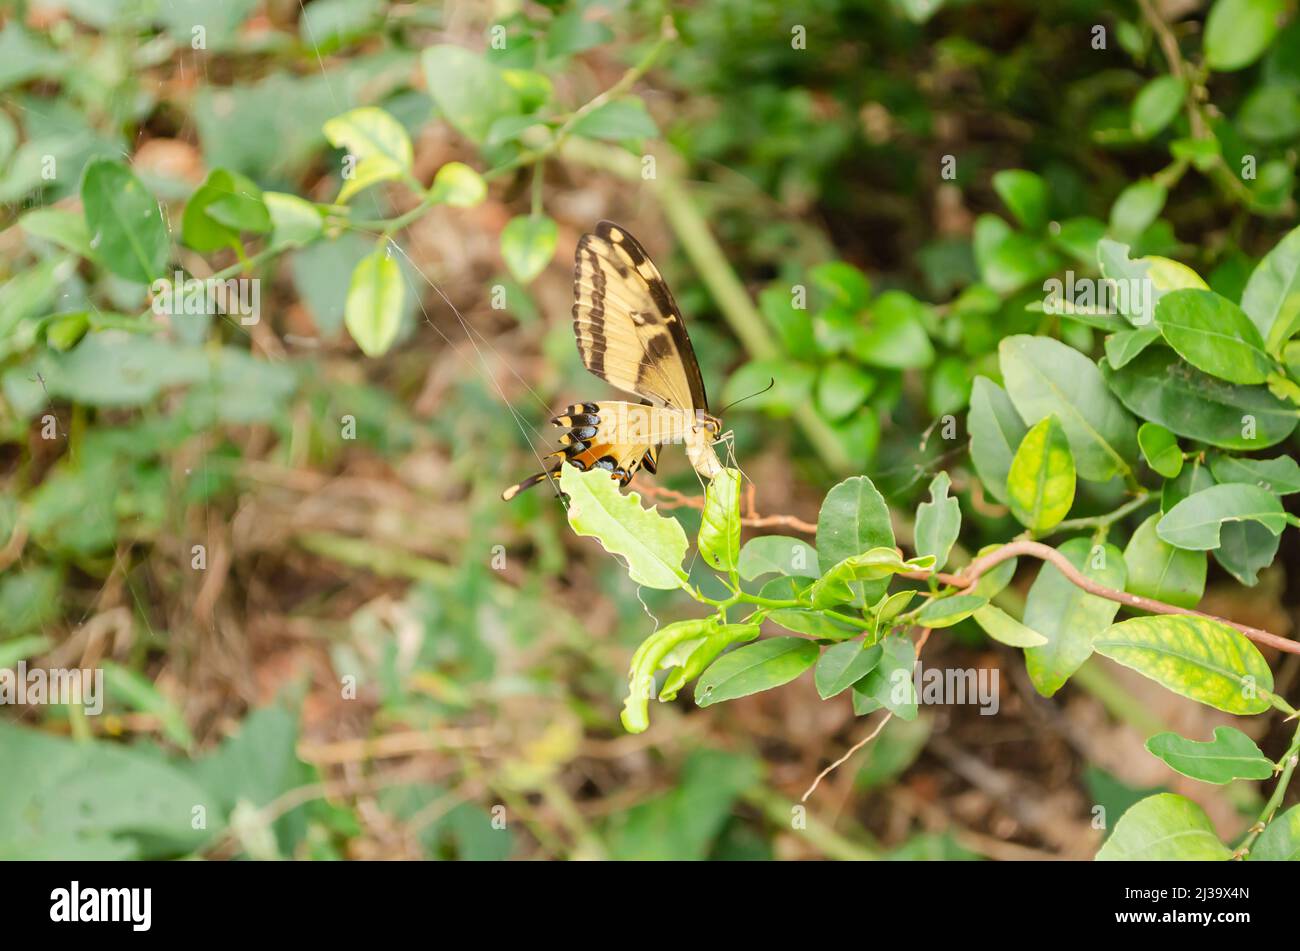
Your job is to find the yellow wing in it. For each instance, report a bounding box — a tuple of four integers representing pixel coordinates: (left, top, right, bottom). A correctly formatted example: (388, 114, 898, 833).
(572, 221, 709, 412)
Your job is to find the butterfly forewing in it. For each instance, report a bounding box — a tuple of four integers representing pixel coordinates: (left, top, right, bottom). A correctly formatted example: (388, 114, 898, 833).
(503, 221, 716, 501)
(572, 220, 709, 412)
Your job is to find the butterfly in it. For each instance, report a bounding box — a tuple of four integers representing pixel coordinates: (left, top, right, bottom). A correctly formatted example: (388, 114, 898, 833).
(503, 220, 724, 501)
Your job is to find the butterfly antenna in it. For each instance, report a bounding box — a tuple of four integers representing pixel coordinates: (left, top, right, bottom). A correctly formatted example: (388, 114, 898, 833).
(718, 377, 775, 415)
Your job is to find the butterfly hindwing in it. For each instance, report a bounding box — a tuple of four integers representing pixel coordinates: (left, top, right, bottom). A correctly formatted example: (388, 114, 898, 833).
(572, 221, 709, 412)
(499, 402, 667, 501)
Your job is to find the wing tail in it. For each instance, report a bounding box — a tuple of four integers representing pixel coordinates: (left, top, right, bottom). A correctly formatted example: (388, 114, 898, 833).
(501, 469, 558, 501)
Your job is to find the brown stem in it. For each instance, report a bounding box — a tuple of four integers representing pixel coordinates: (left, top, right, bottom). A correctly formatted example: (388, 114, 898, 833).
(640, 483, 818, 534)
(907, 539, 1300, 656)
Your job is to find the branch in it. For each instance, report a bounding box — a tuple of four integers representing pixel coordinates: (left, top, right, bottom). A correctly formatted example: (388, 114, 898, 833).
(639, 482, 818, 534)
(910, 539, 1300, 656)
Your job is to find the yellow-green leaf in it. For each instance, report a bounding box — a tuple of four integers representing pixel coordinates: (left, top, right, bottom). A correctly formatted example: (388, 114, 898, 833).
(698, 468, 741, 573)
(1096, 794, 1232, 860)
(1006, 415, 1075, 533)
(1094, 615, 1274, 714)
(972, 604, 1048, 647)
(622, 618, 716, 733)
(344, 247, 405, 357)
(323, 106, 414, 203)
(429, 161, 486, 208)
(560, 463, 689, 591)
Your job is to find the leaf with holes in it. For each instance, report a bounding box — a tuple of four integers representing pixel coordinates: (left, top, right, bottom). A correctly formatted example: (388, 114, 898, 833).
(560, 464, 688, 591)
(694, 637, 819, 708)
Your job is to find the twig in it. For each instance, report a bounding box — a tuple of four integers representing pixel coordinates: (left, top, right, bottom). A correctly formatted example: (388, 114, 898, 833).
(801, 710, 893, 803)
(910, 539, 1300, 656)
(639, 483, 818, 533)
(1234, 719, 1300, 857)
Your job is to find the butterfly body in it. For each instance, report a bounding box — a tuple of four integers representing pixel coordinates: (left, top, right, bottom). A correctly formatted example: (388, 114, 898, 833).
(504, 221, 723, 501)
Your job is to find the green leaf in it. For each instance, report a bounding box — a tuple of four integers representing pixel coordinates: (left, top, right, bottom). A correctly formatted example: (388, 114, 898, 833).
(973, 214, 1062, 294)
(1145, 726, 1273, 784)
(264, 191, 323, 248)
(1105, 326, 1161, 369)
(1000, 335, 1137, 482)
(1156, 483, 1287, 550)
(344, 247, 405, 357)
(737, 536, 819, 581)
(694, 637, 819, 708)
(1137, 422, 1183, 478)
(873, 589, 917, 624)
(914, 593, 987, 628)
(183, 168, 271, 251)
(500, 214, 558, 284)
(1205, 0, 1285, 72)
(569, 98, 658, 141)
(1154, 289, 1273, 384)
(815, 641, 884, 699)
(102, 661, 194, 750)
(0, 721, 213, 859)
(1163, 456, 1215, 511)
(968, 376, 1028, 505)
(428, 161, 486, 208)
(1109, 179, 1166, 243)
(1251, 804, 1300, 860)
(203, 170, 272, 234)
(1209, 454, 1300, 494)
(852, 635, 918, 720)
(546, 9, 615, 56)
(1096, 794, 1232, 860)
(20, 208, 94, 259)
(1131, 75, 1186, 140)
(44, 312, 89, 352)
(850, 291, 935, 369)
(1123, 514, 1206, 609)
(972, 604, 1048, 647)
(659, 623, 761, 705)
(0, 635, 52, 670)
(1006, 415, 1076, 533)
(816, 475, 895, 603)
(1094, 615, 1274, 714)
(1216, 520, 1281, 586)
(914, 472, 961, 571)
(992, 169, 1048, 231)
(766, 608, 860, 640)
(422, 45, 518, 144)
(1024, 538, 1126, 697)
(816, 360, 875, 421)
(560, 464, 688, 591)
(622, 618, 716, 733)
(1241, 223, 1300, 352)
(80, 158, 168, 284)
(1103, 348, 1299, 450)
(324, 107, 414, 203)
(699, 468, 742, 573)
(810, 548, 934, 608)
